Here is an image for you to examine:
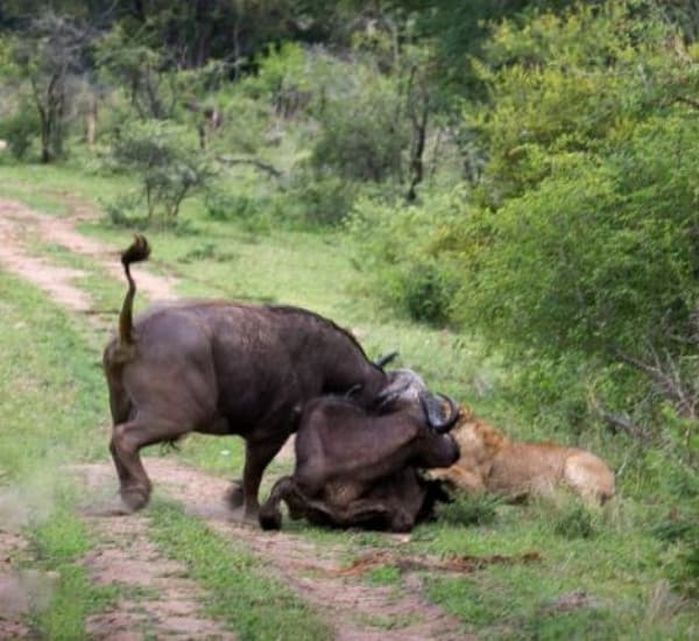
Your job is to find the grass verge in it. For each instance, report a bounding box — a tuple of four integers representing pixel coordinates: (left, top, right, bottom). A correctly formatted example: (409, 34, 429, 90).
(29, 502, 119, 640)
(0, 270, 115, 637)
(148, 499, 332, 641)
(1, 163, 697, 640)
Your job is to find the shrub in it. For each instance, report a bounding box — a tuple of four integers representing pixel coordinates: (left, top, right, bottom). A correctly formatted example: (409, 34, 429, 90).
(654, 510, 699, 597)
(347, 189, 465, 325)
(666, 541, 699, 598)
(0, 106, 38, 159)
(284, 170, 358, 227)
(204, 184, 273, 233)
(101, 193, 143, 227)
(398, 260, 457, 325)
(310, 68, 408, 183)
(107, 120, 213, 226)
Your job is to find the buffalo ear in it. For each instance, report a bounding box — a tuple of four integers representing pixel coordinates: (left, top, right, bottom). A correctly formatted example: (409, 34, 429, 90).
(345, 384, 363, 399)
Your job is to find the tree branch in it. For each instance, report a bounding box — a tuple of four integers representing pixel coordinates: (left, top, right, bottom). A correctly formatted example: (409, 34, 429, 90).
(217, 156, 282, 178)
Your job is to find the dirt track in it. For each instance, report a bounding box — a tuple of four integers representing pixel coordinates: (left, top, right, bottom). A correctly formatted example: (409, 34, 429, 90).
(0, 197, 468, 640)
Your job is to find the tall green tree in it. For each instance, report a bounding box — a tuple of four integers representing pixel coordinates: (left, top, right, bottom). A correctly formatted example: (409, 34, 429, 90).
(9, 13, 93, 162)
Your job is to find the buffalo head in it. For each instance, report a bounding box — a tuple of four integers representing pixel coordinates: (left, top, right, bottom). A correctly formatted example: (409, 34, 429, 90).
(376, 368, 459, 434)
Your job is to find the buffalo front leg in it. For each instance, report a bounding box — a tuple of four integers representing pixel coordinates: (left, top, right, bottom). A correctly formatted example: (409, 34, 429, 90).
(242, 436, 287, 520)
(110, 416, 190, 512)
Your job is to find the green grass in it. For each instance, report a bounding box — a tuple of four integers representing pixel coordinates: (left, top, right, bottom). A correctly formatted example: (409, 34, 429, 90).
(0, 270, 118, 637)
(0, 162, 697, 640)
(29, 503, 119, 641)
(0, 271, 108, 480)
(148, 499, 332, 641)
(408, 497, 698, 639)
(0, 161, 134, 217)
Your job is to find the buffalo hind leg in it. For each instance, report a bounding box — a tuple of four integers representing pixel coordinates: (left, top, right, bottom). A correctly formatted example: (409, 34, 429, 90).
(259, 476, 298, 530)
(110, 416, 191, 512)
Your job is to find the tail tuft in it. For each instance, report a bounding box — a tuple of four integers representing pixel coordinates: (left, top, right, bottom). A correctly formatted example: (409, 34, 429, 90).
(121, 234, 150, 268)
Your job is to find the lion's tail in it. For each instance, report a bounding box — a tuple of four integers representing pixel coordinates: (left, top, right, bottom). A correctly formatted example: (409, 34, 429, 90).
(118, 235, 150, 347)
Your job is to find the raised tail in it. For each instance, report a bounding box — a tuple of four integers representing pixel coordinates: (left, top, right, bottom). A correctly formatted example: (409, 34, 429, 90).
(118, 234, 150, 346)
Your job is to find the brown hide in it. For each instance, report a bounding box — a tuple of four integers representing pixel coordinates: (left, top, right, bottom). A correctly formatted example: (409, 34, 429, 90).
(104, 238, 393, 519)
(259, 396, 458, 532)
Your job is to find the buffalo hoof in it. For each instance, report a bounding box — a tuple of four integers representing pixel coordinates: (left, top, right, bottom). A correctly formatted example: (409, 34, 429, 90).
(258, 506, 282, 531)
(225, 481, 245, 510)
(86, 497, 136, 517)
(120, 487, 150, 512)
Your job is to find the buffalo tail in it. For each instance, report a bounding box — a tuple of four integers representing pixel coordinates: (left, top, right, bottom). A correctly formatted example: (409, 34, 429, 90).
(118, 234, 150, 346)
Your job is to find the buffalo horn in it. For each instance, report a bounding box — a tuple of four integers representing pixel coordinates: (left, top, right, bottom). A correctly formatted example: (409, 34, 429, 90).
(375, 351, 399, 369)
(420, 393, 460, 434)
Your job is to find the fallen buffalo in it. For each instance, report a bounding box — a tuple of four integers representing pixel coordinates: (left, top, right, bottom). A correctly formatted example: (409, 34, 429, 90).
(259, 384, 460, 532)
(103, 235, 425, 518)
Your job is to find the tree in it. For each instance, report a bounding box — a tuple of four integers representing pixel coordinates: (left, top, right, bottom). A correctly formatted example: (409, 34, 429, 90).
(10, 13, 92, 162)
(108, 120, 213, 225)
(451, 1, 699, 444)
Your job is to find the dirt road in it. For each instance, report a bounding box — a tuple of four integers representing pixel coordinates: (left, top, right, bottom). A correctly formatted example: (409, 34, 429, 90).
(0, 197, 467, 640)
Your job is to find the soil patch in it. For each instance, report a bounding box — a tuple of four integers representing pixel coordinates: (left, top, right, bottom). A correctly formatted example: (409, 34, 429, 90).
(74, 460, 468, 641)
(0, 199, 177, 317)
(0, 203, 92, 312)
(77, 463, 236, 640)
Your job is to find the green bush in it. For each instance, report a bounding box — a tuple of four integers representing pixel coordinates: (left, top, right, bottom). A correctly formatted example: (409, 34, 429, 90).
(0, 106, 38, 159)
(204, 184, 273, 232)
(310, 68, 408, 183)
(666, 540, 699, 598)
(101, 193, 144, 227)
(285, 169, 358, 227)
(106, 120, 213, 226)
(654, 510, 699, 597)
(347, 189, 465, 324)
(398, 260, 457, 325)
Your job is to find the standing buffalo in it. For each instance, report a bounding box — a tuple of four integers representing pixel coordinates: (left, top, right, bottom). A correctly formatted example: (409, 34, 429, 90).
(103, 236, 426, 518)
(259, 385, 460, 532)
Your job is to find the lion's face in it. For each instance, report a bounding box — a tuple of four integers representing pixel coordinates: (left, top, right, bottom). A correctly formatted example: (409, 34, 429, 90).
(450, 409, 508, 464)
(427, 408, 508, 492)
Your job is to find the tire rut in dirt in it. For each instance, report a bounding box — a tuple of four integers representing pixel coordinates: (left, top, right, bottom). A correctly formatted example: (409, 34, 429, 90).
(74, 465, 236, 641)
(0, 199, 178, 327)
(74, 460, 466, 641)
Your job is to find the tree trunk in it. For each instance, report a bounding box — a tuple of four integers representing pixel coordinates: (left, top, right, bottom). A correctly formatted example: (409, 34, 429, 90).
(407, 75, 429, 202)
(85, 93, 98, 148)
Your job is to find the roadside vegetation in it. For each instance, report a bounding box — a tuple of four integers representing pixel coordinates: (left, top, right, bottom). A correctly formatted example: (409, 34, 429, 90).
(0, 271, 113, 639)
(1, 0, 698, 638)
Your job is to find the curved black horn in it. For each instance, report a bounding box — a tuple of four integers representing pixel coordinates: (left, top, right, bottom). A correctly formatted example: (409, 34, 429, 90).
(375, 351, 399, 369)
(420, 393, 460, 434)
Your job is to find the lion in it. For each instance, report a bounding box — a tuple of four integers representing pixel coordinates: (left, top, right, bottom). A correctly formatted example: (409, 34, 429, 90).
(428, 407, 615, 504)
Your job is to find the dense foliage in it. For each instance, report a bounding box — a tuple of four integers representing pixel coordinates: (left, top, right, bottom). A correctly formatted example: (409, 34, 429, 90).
(1, 0, 698, 479)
